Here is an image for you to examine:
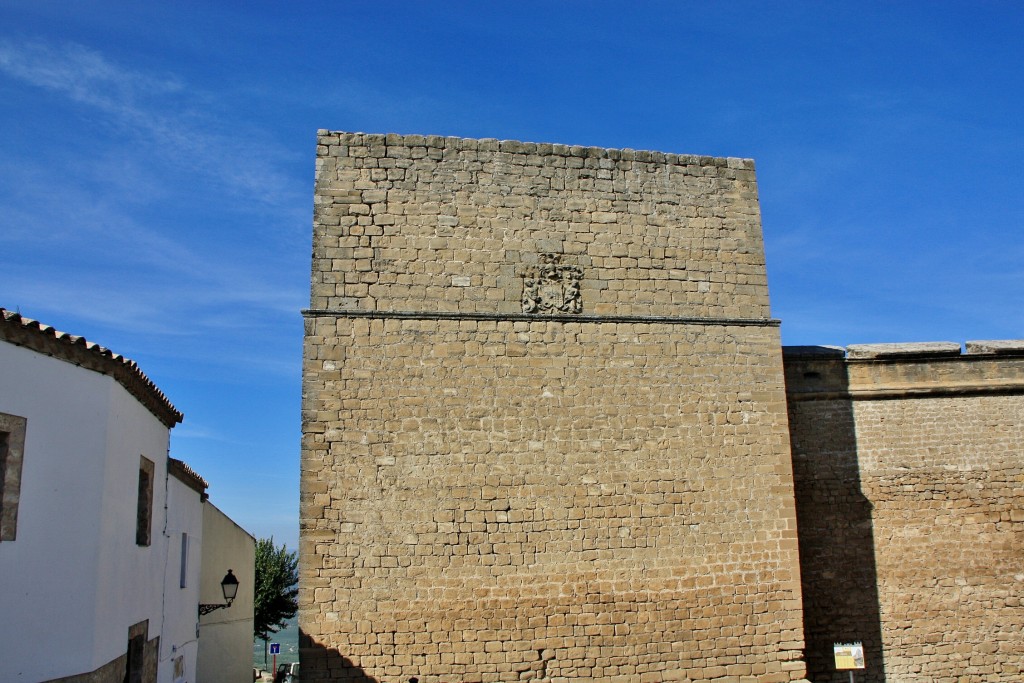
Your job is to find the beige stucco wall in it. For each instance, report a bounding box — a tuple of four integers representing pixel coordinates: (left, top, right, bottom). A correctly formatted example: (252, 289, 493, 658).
(301, 132, 807, 683)
(197, 502, 255, 683)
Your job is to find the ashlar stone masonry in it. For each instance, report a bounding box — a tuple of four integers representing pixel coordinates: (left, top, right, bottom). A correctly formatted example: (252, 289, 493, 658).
(301, 132, 808, 683)
(785, 343, 1024, 683)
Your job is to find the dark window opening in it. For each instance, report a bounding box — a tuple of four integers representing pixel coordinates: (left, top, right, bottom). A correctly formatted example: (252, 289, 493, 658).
(0, 430, 9, 512)
(0, 412, 27, 542)
(136, 457, 154, 546)
(180, 533, 188, 588)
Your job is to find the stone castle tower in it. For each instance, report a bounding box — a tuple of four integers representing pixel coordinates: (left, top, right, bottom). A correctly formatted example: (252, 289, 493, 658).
(301, 132, 808, 683)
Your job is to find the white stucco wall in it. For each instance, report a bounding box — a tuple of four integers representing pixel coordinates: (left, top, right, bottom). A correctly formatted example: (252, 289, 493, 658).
(0, 340, 172, 680)
(157, 474, 205, 683)
(94, 373, 174, 668)
(196, 502, 255, 683)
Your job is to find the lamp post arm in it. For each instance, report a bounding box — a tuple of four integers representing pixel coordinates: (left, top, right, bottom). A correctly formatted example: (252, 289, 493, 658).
(198, 602, 230, 616)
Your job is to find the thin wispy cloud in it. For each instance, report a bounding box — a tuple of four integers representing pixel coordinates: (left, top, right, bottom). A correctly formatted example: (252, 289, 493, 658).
(172, 424, 236, 442)
(0, 37, 300, 209)
(0, 39, 183, 109)
(2, 267, 303, 333)
(0, 36, 310, 365)
(0, 164, 303, 317)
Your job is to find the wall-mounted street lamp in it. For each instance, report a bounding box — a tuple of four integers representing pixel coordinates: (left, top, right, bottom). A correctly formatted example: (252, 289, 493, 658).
(199, 569, 239, 616)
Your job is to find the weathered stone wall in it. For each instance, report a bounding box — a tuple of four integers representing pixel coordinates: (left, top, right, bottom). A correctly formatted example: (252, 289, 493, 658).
(302, 132, 808, 683)
(308, 132, 769, 320)
(785, 343, 1024, 683)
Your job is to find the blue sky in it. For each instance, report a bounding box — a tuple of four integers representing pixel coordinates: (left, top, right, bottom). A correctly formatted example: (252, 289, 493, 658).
(2, 2, 1022, 549)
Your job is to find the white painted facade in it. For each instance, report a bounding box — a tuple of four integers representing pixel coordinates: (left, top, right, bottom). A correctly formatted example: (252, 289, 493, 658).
(196, 502, 256, 683)
(0, 339, 173, 680)
(0, 313, 252, 683)
(160, 473, 206, 683)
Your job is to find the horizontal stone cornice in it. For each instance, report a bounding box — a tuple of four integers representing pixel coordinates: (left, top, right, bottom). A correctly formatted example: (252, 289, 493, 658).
(784, 349, 1024, 402)
(302, 308, 780, 328)
(787, 380, 1024, 402)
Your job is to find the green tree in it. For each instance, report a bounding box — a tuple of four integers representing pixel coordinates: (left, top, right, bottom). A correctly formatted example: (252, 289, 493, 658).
(254, 537, 299, 668)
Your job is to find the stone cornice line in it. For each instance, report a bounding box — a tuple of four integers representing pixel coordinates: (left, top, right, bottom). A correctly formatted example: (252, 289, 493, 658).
(302, 308, 780, 328)
(787, 381, 1024, 402)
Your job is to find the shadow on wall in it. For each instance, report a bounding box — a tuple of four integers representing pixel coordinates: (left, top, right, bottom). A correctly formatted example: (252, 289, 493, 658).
(299, 630, 380, 683)
(786, 358, 886, 683)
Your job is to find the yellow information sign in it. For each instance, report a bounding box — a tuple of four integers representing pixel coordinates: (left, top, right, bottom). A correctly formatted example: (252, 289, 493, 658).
(833, 642, 865, 670)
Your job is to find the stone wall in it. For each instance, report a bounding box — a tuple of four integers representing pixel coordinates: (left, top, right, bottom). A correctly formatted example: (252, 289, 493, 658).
(308, 132, 769, 320)
(784, 342, 1024, 683)
(302, 132, 808, 683)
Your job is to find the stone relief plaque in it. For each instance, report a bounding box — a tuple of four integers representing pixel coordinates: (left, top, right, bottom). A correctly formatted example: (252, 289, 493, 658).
(522, 253, 582, 314)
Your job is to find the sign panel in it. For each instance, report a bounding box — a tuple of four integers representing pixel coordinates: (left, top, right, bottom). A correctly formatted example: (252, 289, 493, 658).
(270, 642, 281, 655)
(834, 642, 865, 670)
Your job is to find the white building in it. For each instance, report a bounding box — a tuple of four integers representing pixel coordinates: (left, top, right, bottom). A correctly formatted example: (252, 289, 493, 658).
(0, 308, 252, 683)
(164, 458, 209, 683)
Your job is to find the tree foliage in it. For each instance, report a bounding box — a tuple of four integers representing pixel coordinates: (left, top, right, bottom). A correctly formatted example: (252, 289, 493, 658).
(254, 537, 299, 643)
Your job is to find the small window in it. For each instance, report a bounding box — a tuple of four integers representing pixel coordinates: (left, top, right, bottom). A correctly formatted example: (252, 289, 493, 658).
(0, 412, 28, 542)
(136, 456, 154, 546)
(180, 533, 189, 588)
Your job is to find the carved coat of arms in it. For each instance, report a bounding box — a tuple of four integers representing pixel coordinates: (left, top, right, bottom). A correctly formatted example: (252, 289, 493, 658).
(522, 254, 582, 314)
